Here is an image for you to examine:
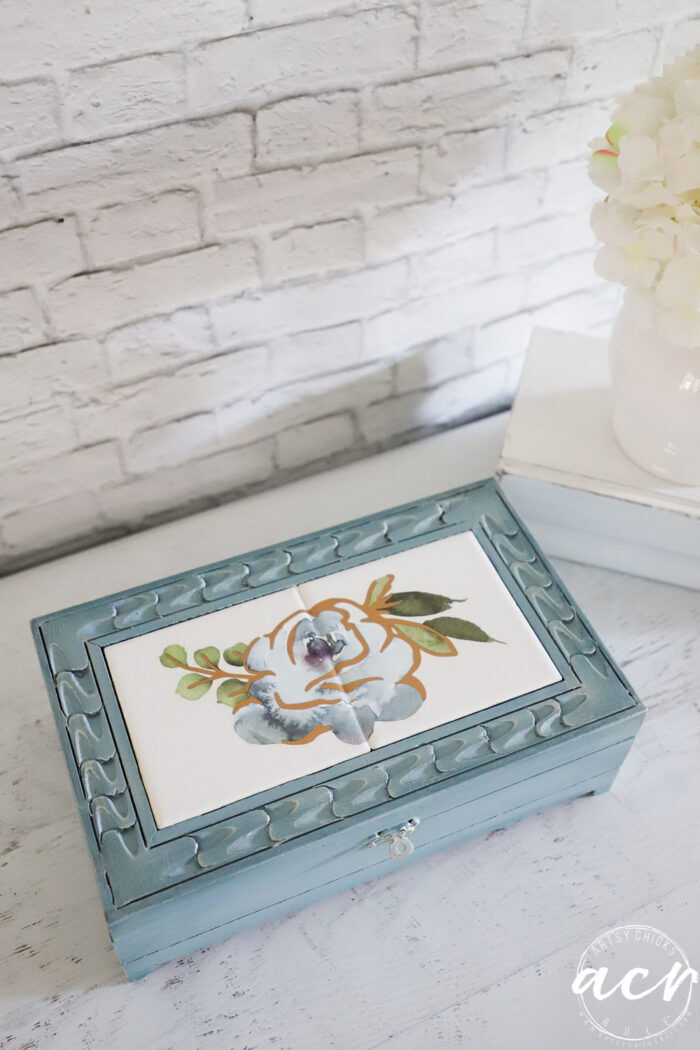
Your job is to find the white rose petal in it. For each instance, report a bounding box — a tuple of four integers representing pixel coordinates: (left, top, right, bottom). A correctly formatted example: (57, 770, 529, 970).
(640, 224, 675, 260)
(614, 94, 673, 138)
(617, 135, 664, 180)
(590, 200, 636, 246)
(656, 255, 700, 310)
(674, 202, 700, 222)
(611, 181, 676, 209)
(676, 223, 700, 253)
(594, 243, 659, 288)
(666, 152, 700, 195)
(674, 78, 700, 117)
(657, 120, 691, 165)
(685, 113, 700, 140)
(588, 150, 621, 191)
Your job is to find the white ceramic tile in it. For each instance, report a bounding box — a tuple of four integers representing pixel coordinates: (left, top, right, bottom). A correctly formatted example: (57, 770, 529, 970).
(106, 531, 560, 828)
(105, 586, 370, 829)
(297, 531, 562, 750)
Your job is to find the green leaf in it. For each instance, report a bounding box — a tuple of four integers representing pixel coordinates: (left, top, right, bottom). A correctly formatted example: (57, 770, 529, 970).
(159, 644, 187, 669)
(216, 679, 251, 709)
(175, 673, 212, 700)
(366, 575, 393, 607)
(386, 590, 462, 616)
(223, 642, 248, 666)
(194, 646, 220, 669)
(392, 620, 455, 655)
(424, 616, 501, 643)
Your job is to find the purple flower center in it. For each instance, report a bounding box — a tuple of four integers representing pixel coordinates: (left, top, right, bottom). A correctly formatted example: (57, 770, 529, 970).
(305, 633, 345, 666)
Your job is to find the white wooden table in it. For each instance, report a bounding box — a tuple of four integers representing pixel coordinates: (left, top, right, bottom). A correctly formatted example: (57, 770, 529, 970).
(2, 413, 699, 1049)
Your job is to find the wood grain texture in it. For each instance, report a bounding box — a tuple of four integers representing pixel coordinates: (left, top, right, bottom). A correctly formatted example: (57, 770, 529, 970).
(1, 416, 698, 1048)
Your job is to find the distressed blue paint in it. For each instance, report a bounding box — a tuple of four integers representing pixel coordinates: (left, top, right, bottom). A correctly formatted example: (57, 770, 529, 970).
(114, 728, 637, 978)
(31, 478, 645, 980)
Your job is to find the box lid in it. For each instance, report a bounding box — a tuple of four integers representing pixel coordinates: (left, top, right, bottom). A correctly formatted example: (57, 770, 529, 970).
(32, 478, 642, 912)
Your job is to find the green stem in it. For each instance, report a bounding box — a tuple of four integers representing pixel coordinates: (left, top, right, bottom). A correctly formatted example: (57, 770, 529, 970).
(168, 654, 251, 683)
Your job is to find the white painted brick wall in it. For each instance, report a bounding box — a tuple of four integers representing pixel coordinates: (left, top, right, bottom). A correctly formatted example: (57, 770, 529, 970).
(268, 324, 363, 385)
(212, 149, 420, 235)
(0, 288, 46, 353)
(104, 309, 215, 383)
(67, 53, 188, 140)
(257, 93, 362, 169)
(0, 217, 84, 288)
(85, 191, 202, 268)
(49, 241, 259, 336)
(266, 219, 364, 282)
(0, 79, 60, 153)
(15, 112, 254, 214)
(190, 10, 417, 109)
(0, 0, 695, 571)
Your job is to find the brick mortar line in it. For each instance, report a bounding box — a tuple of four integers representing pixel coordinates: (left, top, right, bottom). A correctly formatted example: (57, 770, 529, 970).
(1, 39, 584, 166)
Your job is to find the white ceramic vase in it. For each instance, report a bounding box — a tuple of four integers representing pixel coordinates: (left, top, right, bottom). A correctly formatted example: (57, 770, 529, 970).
(609, 292, 700, 486)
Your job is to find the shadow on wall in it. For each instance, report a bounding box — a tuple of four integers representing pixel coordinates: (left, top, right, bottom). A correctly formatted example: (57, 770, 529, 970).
(0, 23, 620, 574)
(20, 344, 513, 565)
(212, 336, 513, 465)
(98, 288, 522, 511)
(0, 329, 521, 575)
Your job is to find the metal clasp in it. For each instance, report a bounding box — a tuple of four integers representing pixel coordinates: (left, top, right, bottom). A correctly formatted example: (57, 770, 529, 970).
(366, 817, 420, 858)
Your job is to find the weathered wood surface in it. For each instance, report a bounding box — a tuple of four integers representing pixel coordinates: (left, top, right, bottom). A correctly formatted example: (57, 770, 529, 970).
(2, 414, 698, 1049)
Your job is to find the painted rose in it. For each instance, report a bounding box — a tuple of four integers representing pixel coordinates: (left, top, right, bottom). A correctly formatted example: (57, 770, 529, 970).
(161, 572, 500, 747)
(235, 600, 424, 745)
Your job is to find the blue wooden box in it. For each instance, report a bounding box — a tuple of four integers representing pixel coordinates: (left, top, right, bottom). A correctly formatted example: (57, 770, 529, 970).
(32, 479, 644, 980)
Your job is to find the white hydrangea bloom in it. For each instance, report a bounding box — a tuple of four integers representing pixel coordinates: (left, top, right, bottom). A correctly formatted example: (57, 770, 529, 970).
(589, 45, 700, 348)
(656, 255, 700, 310)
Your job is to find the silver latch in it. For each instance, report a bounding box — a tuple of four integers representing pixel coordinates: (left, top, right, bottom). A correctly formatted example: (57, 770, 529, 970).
(366, 817, 420, 858)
